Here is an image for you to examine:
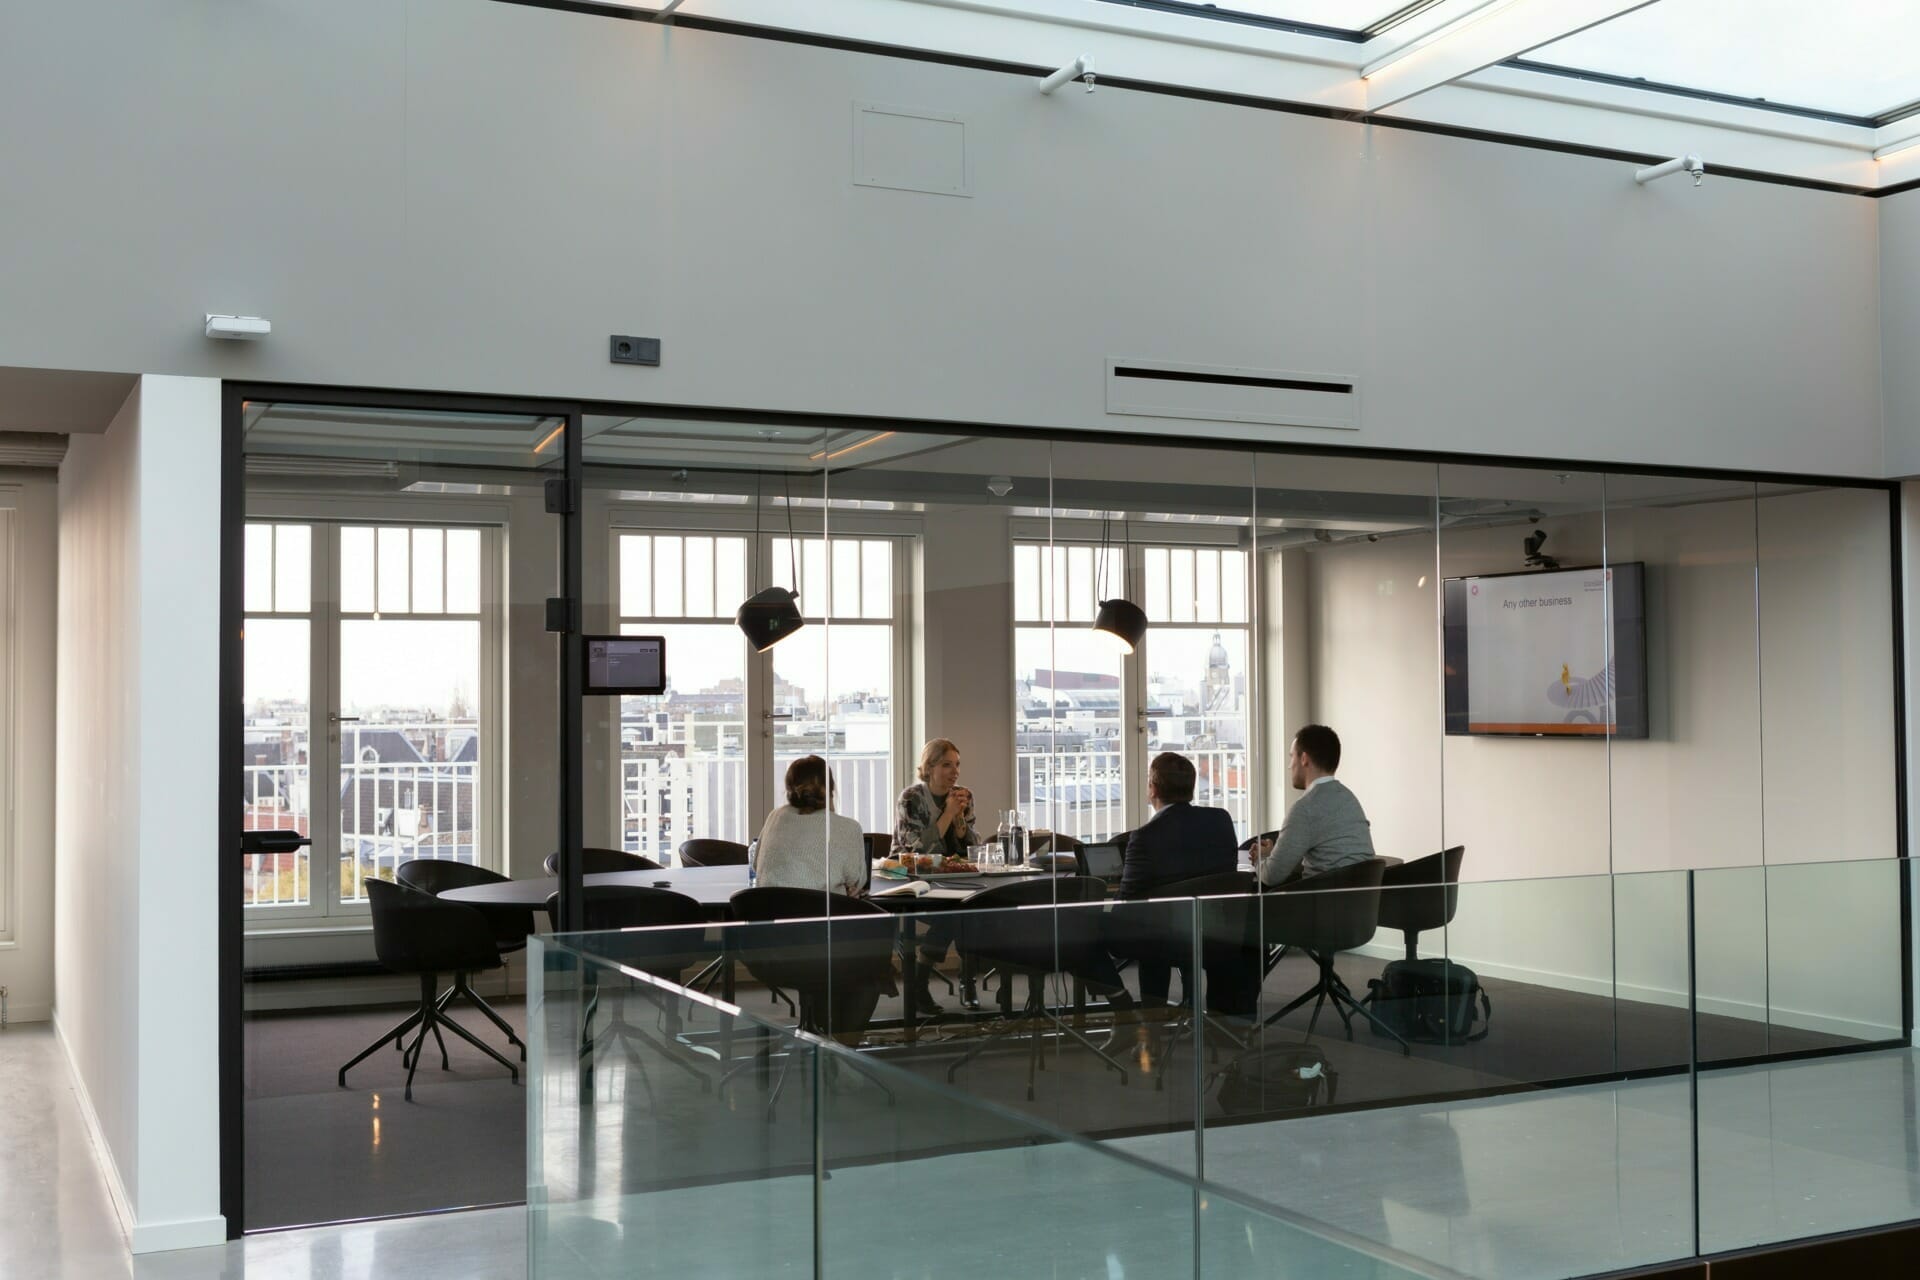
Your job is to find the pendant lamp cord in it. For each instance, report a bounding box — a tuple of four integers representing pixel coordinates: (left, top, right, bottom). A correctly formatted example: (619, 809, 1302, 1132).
(752, 469, 764, 587)
(784, 469, 799, 600)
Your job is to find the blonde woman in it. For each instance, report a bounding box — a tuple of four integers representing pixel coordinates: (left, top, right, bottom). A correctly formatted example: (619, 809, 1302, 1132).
(889, 738, 975, 1015)
(892, 738, 975, 862)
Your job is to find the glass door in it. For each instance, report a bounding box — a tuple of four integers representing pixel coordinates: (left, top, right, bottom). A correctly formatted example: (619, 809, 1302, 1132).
(233, 397, 567, 1232)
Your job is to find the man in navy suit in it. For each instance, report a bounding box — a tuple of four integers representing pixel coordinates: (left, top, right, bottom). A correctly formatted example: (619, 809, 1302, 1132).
(1112, 752, 1238, 1006)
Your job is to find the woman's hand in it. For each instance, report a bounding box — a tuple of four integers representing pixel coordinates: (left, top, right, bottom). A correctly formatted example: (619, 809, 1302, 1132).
(943, 786, 972, 821)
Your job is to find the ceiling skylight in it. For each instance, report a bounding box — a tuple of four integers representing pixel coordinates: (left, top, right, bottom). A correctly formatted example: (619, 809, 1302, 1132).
(1526, 0, 1920, 122)
(1127, 1, 1412, 33)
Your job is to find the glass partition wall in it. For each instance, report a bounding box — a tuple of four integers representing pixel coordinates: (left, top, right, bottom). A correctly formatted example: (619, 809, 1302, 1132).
(232, 396, 570, 1230)
(225, 395, 1908, 1268)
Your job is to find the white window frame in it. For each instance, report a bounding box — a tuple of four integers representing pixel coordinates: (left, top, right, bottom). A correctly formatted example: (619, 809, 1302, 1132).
(1011, 519, 1258, 837)
(607, 502, 918, 860)
(242, 495, 507, 933)
(0, 504, 15, 947)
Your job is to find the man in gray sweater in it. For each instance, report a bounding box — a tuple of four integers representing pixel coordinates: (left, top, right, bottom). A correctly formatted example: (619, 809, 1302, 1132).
(1255, 724, 1375, 886)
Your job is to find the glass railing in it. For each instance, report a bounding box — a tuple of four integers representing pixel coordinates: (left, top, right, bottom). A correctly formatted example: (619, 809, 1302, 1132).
(529, 927, 1454, 1280)
(529, 856, 1914, 1280)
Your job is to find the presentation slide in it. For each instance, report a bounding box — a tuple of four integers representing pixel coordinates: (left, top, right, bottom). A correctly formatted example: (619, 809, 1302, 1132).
(1459, 567, 1619, 734)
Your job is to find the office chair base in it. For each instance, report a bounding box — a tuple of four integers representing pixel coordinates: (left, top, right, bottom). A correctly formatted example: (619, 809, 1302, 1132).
(1263, 957, 1410, 1057)
(434, 972, 526, 1060)
(946, 981, 1129, 1101)
(341, 974, 522, 1100)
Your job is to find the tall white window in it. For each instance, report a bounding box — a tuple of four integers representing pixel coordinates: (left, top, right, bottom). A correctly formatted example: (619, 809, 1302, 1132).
(612, 529, 902, 860)
(1141, 545, 1252, 839)
(1013, 542, 1127, 841)
(1013, 538, 1252, 842)
(242, 521, 497, 921)
(770, 536, 898, 838)
(614, 533, 751, 861)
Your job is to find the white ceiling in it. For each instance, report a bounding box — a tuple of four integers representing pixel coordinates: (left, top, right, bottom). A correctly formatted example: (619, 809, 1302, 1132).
(624, 0, 1920, 188)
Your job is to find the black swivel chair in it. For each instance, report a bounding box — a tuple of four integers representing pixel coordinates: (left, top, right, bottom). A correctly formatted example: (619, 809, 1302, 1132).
(1375, 846, 1465, 960)
(723, 887, 898, 1111)
(678, 838, 749, 867)
(543, 847, 665, 876)
(542, 885, 714, 1093)
(339, 880, 521, 1100)
(946, 876, 1130, 1100)
(1121, 869, 1261, 1086)
(396, 859, 534, 1060)
(1260, 858, 1409, 1055)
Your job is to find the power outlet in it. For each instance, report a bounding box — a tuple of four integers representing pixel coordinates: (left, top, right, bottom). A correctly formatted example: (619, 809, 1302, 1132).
(608, 335, 660, 366)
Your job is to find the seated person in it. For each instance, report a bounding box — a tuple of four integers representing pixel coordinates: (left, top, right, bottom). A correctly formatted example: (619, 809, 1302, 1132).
(751, 755, 892, 1045)
(890, 738, 975, 1015)
(753, 754, 869, 897)
(1254, 724, 1375, 887)
(1108, 752, 1238, 1008)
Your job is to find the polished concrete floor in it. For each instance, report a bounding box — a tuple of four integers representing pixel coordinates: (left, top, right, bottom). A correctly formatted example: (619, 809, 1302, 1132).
(0, 1024, 525, 1280)
(15, 1010, 1920, 1280)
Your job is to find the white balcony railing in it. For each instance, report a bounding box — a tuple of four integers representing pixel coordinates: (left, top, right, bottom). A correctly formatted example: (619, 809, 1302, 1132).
(1017, 745, 1251, 844)
(620, 751, 894, 864)
(242, 722, 480, 908)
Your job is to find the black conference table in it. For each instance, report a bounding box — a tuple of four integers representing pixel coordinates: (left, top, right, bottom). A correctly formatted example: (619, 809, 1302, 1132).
(441, 863, 1062, 1042)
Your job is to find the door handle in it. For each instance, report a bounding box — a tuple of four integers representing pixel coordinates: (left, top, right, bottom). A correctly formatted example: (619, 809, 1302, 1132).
(330, 714, 362, 724)
(241, 830, 312, 855)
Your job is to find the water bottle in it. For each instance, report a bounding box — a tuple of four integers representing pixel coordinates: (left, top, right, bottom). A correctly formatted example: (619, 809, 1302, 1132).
(1001, 808, 1027, 867)
(746, 838, 758, 888)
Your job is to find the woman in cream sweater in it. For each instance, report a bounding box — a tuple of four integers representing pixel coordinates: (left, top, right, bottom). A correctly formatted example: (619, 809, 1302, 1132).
(751, 754, 869, 897)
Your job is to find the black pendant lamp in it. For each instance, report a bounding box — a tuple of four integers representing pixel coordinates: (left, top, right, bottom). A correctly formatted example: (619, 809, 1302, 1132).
(1092, 514, 1148, 653)
(737, 585, 804, 653)
(737, 469, 807, 652)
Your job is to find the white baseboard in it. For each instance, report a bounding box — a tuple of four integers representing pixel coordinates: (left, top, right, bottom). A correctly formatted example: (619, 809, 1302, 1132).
(52, 1011, 229, 1255)
(129, 1217, 228, 1254)
(51, 1010, 134, 1250)
(1348, 944, 1901, 1045)
(2, 1000, 52, 1024)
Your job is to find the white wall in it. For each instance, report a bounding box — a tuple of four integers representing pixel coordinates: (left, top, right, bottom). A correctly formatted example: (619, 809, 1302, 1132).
(54, 376, 225, 1252)
(1883, 189, 1920, 477)
(0, 0, 1888, 478)
(1299, 488, 1902, 1039)
(0, 472, 59, 1025)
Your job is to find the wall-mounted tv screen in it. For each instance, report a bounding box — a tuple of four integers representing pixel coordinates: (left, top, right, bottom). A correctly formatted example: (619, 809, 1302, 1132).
(1443, 563, 1647, 739)
(582, 635, 666, 696)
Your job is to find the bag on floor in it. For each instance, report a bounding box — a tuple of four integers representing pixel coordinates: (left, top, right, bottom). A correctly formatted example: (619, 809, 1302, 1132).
(1216, 1043, 1336, 1114)
(1365, 958, 1490, 1043)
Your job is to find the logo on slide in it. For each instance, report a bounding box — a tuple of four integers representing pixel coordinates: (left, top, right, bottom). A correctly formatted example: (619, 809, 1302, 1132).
(1546, 659, 1615, 722)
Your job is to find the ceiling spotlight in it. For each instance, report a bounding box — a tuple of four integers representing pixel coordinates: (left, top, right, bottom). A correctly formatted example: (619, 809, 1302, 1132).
(987, 475, 1014, 497)
(1040, 54, 1095, 95)
(1635, 154, 1705, 187)
(736, 586, 805, 653)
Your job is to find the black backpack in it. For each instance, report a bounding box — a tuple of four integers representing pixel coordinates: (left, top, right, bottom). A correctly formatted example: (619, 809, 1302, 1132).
(1216, 1043, 1336, 1115)
(1365, 958, 1490, 1044)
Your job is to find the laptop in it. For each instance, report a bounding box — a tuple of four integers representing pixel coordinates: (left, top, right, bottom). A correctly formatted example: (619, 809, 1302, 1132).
(1080, 837, 1127, 884)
